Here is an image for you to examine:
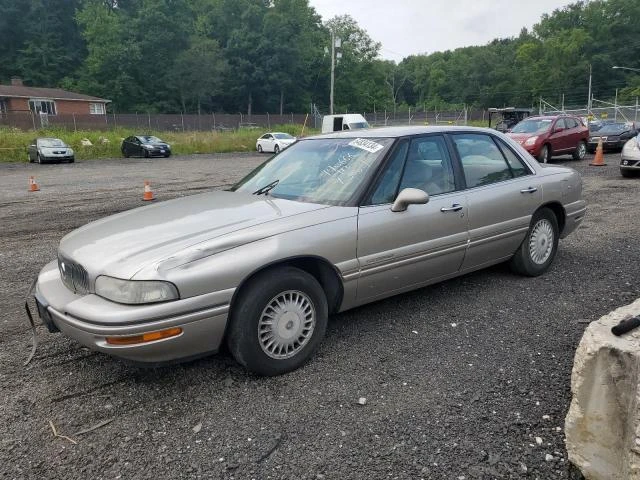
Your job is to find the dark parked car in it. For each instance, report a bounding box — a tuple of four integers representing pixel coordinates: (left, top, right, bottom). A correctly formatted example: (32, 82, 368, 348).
(121, 135, 171, 158)
(588, 122, 638, 152)
(28, 138, 75, 164)
(507, 115, 589, 163)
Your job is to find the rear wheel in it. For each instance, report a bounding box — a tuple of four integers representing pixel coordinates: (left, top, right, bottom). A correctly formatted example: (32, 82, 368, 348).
(226, 266, 328, 376)
(510, 207, 559, 277)
(538, 144, 551, 163)
(572, 141, 587, 160)
(37, 153, 42, 164)
(274, 144, 280, 154)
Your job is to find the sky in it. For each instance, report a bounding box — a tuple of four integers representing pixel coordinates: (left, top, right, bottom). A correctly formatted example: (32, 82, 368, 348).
(309, 0, 574, 62)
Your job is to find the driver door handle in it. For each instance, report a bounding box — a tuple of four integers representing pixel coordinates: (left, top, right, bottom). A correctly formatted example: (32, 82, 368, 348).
(520, 187, 538, 194)
(440, 204, 463, 212)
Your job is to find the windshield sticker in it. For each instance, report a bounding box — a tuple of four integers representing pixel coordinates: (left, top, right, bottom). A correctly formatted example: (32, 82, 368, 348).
(348, 138, 384, 153)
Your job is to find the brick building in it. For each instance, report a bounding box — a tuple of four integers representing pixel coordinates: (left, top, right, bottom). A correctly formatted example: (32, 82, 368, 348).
(0, 77, 110, 116)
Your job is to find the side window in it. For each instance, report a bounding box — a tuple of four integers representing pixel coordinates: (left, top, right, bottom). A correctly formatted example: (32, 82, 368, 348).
(398, 136, 455, 196)
(452, 134, 513, 188)
(496, 139, 530, 178)
(565, 118, 577, 129)
(367, 140, 408, 205)
(554, 118, 566, 131)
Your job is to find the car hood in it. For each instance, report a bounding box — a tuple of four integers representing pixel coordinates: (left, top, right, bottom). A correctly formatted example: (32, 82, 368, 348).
(59, 190, 331, 280)
(506, 133, 536, 142)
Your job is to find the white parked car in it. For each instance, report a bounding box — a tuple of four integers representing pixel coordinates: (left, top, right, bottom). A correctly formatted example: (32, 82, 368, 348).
(256, 132, 296, 154)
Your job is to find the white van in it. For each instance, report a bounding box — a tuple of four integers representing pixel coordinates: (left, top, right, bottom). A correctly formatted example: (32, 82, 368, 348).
(321, 114, 369, 133)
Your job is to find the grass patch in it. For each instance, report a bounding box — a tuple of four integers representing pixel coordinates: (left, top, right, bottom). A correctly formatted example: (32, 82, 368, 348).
(0, 124, 318, 163)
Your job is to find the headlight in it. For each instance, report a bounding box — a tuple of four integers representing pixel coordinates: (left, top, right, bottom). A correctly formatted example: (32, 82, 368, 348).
(68, 148, 74, 155)
(524, 136, 538, 146)
(95, 276, 179, 304)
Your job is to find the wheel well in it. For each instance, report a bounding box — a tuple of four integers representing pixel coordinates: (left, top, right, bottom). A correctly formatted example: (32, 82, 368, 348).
(539, 202, 566, 234)
(231, 256, 344, 315)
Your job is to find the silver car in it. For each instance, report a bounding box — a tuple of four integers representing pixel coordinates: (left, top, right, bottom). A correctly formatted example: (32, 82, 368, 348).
(33, 126, 586, 375)
(28, 138, 75, 164)
(620, 134, 640, 177)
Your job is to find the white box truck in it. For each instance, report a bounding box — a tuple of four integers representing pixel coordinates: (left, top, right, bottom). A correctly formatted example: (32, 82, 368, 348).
(322, 114, 369, 133)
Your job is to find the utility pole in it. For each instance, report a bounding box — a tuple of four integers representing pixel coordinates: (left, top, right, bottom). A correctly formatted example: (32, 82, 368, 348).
(614, 88, 618, 121)
(587, 64, 592, 114)
(329, 30, 342, 115)
(330, 29, 335, 115)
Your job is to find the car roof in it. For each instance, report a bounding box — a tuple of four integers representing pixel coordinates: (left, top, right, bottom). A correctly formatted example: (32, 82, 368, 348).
(37, 137, 63, 141)
(306, 125, 505, 140)
(525, 115, 576, 120)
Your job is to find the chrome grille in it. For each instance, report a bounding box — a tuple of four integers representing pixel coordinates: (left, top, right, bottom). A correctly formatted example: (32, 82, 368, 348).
(58, 255, 89, 294)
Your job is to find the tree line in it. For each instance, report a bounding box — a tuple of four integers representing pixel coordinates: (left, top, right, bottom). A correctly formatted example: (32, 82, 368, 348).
(0, 0, 639, 115)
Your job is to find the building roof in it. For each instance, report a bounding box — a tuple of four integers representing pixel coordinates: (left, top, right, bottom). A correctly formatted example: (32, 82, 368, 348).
(0, 84, 110, 103)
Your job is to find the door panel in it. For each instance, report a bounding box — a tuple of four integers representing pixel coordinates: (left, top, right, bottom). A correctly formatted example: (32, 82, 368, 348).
(357, 193, 468, 300)
(462, 178, 541, 269)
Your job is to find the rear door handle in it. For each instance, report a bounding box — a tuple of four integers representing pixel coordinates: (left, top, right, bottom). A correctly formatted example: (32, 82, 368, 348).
(520, 187, 538, 194)
(440, 204, 463, 212)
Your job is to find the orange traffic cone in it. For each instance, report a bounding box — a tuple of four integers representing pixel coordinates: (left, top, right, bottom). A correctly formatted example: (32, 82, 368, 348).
(590, 138, 607, 166)
(28, 176, 40, 192)
(142, 180, 155, 201)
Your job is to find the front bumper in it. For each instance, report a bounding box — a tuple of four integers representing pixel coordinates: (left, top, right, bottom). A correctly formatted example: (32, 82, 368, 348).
(34, 260, 232, 363)
(588, 140, 625, 151)
(620, 155, 640, 171)
(42, 155, 74, 162)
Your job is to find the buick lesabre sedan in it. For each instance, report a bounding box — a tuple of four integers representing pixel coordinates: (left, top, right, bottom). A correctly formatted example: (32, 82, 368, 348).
(34, 127, 586, 376)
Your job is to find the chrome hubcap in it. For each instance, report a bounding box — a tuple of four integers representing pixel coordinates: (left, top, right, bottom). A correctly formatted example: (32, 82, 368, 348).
(529, 219, 554, 265)
(258, 290, 315, 359)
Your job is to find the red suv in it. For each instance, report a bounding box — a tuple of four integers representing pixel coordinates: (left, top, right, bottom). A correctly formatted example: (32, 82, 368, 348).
(507, 115, 589, 163)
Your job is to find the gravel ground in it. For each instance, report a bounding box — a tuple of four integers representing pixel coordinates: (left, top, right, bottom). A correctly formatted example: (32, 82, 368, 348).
(1, 151, 638, 480)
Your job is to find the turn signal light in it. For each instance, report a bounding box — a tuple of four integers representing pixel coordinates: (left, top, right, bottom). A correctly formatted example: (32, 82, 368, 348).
(105, 327, 182, 346)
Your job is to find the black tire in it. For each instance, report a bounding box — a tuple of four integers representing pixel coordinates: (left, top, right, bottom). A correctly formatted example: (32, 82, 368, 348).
(258, 144, 263, 153)
(510, 207, 559, 277)
(37, 153, 42, 164)
(572, 140, 587, 160)
(226, 266, 328, 376)
(144, 149, 150, 158)
(537, 144, 551, 163)
(28, 153, 33, 163)
(69, 157, 75, 163)
(164, 153, 171, 158)
(621, 169, 635, 178)
(123, 150, 129, 158)
(274, 144, 280, 154)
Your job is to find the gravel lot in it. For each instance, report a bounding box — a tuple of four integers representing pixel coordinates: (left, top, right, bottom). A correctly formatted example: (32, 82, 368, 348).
(1, 151, 638, 479)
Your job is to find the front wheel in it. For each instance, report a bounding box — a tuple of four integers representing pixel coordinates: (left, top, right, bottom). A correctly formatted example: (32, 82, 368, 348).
(537, 144, 551, 163)
(510, 208, 559, 277)
(257, 144, 263, 153)
(572, 141, 587, 160)
(226, 266, 328, 376)
(621, 169, 636, 178)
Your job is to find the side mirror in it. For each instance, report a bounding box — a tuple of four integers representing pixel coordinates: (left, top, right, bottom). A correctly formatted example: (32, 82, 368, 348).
(554, 126, 565, 133)
(391, 188, 429, 212)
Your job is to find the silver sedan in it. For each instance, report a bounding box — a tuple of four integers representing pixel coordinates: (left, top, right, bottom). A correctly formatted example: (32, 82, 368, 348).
(33, 126, 586, 375)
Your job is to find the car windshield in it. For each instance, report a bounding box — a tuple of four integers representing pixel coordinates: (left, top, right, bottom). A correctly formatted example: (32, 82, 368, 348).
(139, 136, 163, 144)
(38, 139, 66, 147)
(273, 133, 294, 139)
(597, 123, 627, 134)
(232, 137, 393, 205)
(511, 119, 553, 134)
